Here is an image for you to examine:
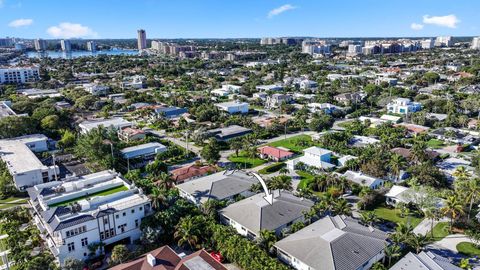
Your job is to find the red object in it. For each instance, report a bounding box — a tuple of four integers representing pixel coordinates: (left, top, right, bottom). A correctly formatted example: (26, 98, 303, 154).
(210, 251, 224, 263)
(257, 146, 294, 160)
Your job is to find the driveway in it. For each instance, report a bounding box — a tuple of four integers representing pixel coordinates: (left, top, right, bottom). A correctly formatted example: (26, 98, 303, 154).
(428, 234, 473, 253)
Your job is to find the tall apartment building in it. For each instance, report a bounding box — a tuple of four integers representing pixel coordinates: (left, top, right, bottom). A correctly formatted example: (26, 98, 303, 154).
(435, 36, 453, 47)
(60, 39, 71, 52)
(137, 29, 147, 50)
(0, 134, 59, 189)
(471, 37, 480, 50)
(86, 41, 96, 52)
(28, 170, 152, 265)
(34, 39, 47, 51)
(0, 66, 40, 84)
(347, 44, 363, 56)
(0, 38, 13, 47)
(421, 38, 435, 49)
(301, 40, 331, 56)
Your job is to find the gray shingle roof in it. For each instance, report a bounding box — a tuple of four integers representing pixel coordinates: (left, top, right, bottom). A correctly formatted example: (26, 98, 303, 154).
(390, 251, 462, 270)
(220, 191, 313, 235)
(274, 215, 388, 270)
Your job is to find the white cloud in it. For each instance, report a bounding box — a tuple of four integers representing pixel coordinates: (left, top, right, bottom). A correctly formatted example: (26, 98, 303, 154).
(8, 18, 33, 28)
(423, 14, 460, 28)
(410, 23, 424, 30)
(268, 4, 296, 18)
(47, 22, 98, 38)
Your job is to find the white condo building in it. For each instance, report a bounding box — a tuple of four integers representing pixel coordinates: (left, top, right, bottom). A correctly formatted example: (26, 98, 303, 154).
(61, 39, 71, 52)
(0, 134, 59, 189)
(27, 170, 151, 265)
(0, 66, 40, 84)
(215, 101, 249, 114)
(472, 37, 480, 50)
(34, 39, 47, 51)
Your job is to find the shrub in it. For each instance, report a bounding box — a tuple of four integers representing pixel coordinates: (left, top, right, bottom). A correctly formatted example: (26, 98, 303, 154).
(258, 162, 285, 174)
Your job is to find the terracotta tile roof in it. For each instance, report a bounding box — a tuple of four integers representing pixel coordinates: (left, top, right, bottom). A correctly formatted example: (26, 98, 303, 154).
(391, 147, 440, 160)
(109, 246, 181, 270)
(170, 165, 217, 183)
(121, 127, 146, 136)
(257, 146, 294, 159)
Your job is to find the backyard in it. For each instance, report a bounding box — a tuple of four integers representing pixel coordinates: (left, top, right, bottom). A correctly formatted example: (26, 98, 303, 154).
(268, 134, 315, 153)
(228, 151, 266, 169)
(369, 206, 423, 227)
(429, 222, 450, 241)
(456, 242, 480, 256)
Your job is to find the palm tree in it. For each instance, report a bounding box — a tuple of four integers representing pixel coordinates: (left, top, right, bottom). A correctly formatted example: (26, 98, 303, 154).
(230, 139, 243, 157)
(156, 172, 174, 190)
(441, 195, 465, 232)
(392, 222, 414, 243)
(279, 167, 289, 175)
(174, 216, 201, 250)
(308, 175, 328, 192)
(460, 177, 480, 219)
(388, 154, 406, 181)
(332, 199, 352, 216)
(383, 244, 401, 267)
(268, 175, 293, 192)
(149, 187, 167, 210)
(257, 229, 277, 254)
(453, 166, 471, 182)
(408, 233, 429, 254)
(410, 141, 427, 164)
(423, 207, 439, 239)
(360, 211, 378, 226)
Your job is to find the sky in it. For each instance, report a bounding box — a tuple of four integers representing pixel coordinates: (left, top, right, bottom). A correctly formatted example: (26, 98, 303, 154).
(1, 0, 479, 39)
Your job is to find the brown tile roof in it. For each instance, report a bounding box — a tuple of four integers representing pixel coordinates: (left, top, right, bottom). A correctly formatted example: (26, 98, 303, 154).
(109, 246, 180, 270)
(170, 165, 217, 183)
(257, 146, 294, 159)
(391, 147, 440, 160)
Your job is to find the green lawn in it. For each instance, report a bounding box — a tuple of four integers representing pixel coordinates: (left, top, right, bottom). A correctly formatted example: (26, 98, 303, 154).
(296, 170, 315, 190)
(457, 242, 480, 257)
(228, 152, 266, 169)
(427, 139, 446, 149)
(268, 135, 315, 153)
(370, 206, 423, 227)
(49, 185, 129, 207)
(0, 197, 28, 210)
(430, 222, 450, 241)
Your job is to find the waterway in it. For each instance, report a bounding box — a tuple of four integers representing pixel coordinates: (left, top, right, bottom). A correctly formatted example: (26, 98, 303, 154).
(26, 49, 139, 59)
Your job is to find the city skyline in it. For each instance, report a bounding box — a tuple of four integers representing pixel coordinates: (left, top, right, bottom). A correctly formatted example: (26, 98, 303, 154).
(1, 0, 479, 39)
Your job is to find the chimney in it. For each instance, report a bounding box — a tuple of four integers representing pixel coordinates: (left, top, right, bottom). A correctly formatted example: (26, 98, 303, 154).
(146, 254, 157, 267)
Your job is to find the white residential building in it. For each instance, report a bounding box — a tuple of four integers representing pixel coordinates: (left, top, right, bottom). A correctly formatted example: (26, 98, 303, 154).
(215, 101, 249, 114)
(287, 146, 336, 171)
(0, 134, 59, 189)
(60, 39, 71, 52)
(347, 44, 363, 56)
(307, 103, 343, 115)
(120, 142, 167, 160)
(34, 39, 47, 51)
(265, 94, 292, 109)
(420, 39, 435, 49)
(83, 83, 109, 96)
(342, 170, 384, 189)
(27, 170, 151, 265)
(435, 36, 453, 47)
(0, 66, 40, 84)
(387, 98, 422, 115)
(78, 118, 132, 134)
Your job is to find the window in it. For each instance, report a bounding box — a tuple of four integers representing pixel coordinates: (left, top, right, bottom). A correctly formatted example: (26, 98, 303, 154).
(116, 214, 119, 219)
(67, 242, 75, 252)
(131, 209, 135, 214)
(135, 219, 139, 228)
(100, 232, 104, 240)
(81, 238, 88, 247)
(110, 228, 115, 236)
(104, 219, 109, 225)
(123, 212, 126, 217)
(66, 231, 70, 237)
(139, 207, 143, 211)
(118, 224, 127, 233)
(105, 230, 110, 238)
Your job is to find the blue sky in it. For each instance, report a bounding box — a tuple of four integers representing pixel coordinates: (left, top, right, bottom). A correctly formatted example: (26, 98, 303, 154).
(1, 0, 479, 39)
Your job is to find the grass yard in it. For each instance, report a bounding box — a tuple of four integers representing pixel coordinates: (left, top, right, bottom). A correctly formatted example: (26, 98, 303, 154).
(49, 185, 129, 207)
(296, 170, 315, 190)
(268, 135, 314, 153)
(370, 206, 423, 227)
(0, 197, 28, 210)
(427, 139, 446, 149)
(429, 222, 450, 241)
(228, 152, 266, 169)
(456, 242, 480, 257)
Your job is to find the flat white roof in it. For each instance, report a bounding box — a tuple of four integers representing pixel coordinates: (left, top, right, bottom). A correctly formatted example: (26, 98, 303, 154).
(79, 117, 132, 131)
(0, 139, 46, 174)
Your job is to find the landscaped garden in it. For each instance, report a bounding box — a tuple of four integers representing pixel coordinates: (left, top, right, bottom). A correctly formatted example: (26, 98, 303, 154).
(426, 139, 447, 149)
(429, 222, 450, 241)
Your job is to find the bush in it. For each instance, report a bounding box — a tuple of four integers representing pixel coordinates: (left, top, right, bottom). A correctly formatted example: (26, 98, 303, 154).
(258, 162, 285, 174)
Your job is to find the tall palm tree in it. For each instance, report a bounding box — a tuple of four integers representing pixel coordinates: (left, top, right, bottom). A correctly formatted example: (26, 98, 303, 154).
(308, 175, 328, 192)
(268, 175, 293, 192)
(441, 195, 465, 232)
(332, 199, 352, 216)
(149, 187, 166, 210)
(156, 172, 174, 190)
(383, 244, 401, 267)
(360, 211, 378, 226)
(423, 207, 439, 239)
(388, 154, 406, 181)
(461, 177, 480, 219)
(410, 141, 427, 164)
(453, 166, 471, 182)
(257, 229, 277, 254)
(174, 216, 201, 250)
(408, 233, 429, 254)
